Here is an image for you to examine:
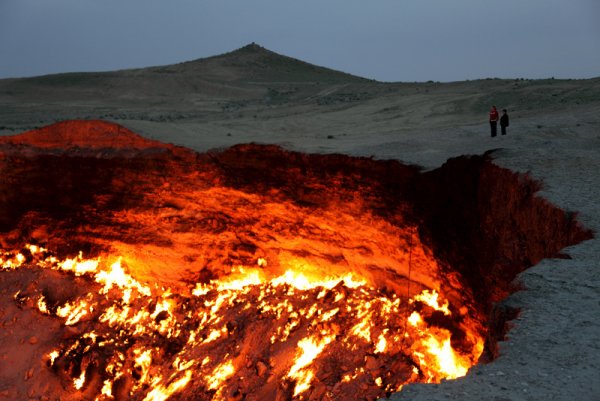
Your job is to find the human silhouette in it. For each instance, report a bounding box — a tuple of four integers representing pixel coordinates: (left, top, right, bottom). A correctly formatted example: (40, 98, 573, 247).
(500, 109, 509, 135)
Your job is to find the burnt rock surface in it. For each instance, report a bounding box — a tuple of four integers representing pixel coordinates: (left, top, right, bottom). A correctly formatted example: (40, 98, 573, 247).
(0, 120, 592, 400)
(0, 120, 196, 251)
(415, 154, 591, 307)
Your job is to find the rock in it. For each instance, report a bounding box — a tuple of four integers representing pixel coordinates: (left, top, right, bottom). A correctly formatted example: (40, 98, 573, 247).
(113, 375, 134, 401)
(275, 380, 294, 401)
(28, 336, 38, 344)
(61, 326, 82, 339)
(308, 383, 327, 400)
(365, 355, 379, 371)
(256, 361, 268, 377)
(226, 390, 243, 401)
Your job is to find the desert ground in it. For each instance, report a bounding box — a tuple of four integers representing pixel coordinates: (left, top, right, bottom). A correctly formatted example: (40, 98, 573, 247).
(1, 44, 599, 401)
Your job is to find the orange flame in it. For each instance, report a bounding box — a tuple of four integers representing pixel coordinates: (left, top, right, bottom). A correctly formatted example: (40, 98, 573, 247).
(1, 242, 484, 400)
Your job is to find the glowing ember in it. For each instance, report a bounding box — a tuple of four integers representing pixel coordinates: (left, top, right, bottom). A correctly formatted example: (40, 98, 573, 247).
(142, 371, 192, 401)
(73, 371, 86, 390)
(207, 360, 235, 390)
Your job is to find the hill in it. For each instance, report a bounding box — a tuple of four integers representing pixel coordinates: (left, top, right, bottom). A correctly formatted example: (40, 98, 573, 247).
(162, 43, 371, 83)
(0, 43, 368, 105)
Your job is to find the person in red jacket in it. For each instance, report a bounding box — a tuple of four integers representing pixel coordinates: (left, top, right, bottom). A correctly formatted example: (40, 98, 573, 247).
(489, 106, 499, 137)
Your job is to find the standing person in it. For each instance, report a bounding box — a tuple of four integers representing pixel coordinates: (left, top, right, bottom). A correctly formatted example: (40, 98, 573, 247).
(489, 106, 499, 137)
(500, 109, 509, 135)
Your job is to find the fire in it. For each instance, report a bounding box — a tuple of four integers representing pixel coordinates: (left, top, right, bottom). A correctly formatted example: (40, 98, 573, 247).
(56, 299, 90, 325)
(375, 331, 388, 353)
(48, 350, 60, 365)
(37, 295, 50, 314)
(412, 289, 451, 315)
(142, 371, 192, 401)
(96, 258, 152, 298)
(408, 311, 422, 326)
(1, 245, 484, 401)
(133, 348, 153, 386)
(73, 371, 86, 390)
(288, 335, 335, 396)
(207, 360, 235, 390)
(425, 337, 468, 378)
(271, 269, 366, 291)
(58, 252, 100, 275)
(406, 307, 482, 382)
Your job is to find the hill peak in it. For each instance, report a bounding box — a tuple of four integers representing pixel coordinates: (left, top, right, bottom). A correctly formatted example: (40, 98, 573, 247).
(174, 43, 370, 84)
(235, 42, 268, 53)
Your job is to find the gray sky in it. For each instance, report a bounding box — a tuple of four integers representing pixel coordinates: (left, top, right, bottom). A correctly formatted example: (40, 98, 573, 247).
(1, 0, 599, 82)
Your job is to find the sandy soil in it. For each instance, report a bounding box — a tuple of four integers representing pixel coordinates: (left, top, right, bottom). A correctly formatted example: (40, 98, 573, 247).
(1, 44, 599, 401)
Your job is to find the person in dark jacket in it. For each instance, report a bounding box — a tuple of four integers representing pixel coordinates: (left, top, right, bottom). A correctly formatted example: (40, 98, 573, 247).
(489, 106, 499, 137)
(500, 109, 509, 135)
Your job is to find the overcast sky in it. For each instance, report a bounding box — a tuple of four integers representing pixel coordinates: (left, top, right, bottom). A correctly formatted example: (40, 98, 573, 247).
(1, 0, 599, 82)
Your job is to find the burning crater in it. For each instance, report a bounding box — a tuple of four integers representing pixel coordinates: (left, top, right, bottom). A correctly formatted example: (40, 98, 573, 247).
(0, 121, 591, 401)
